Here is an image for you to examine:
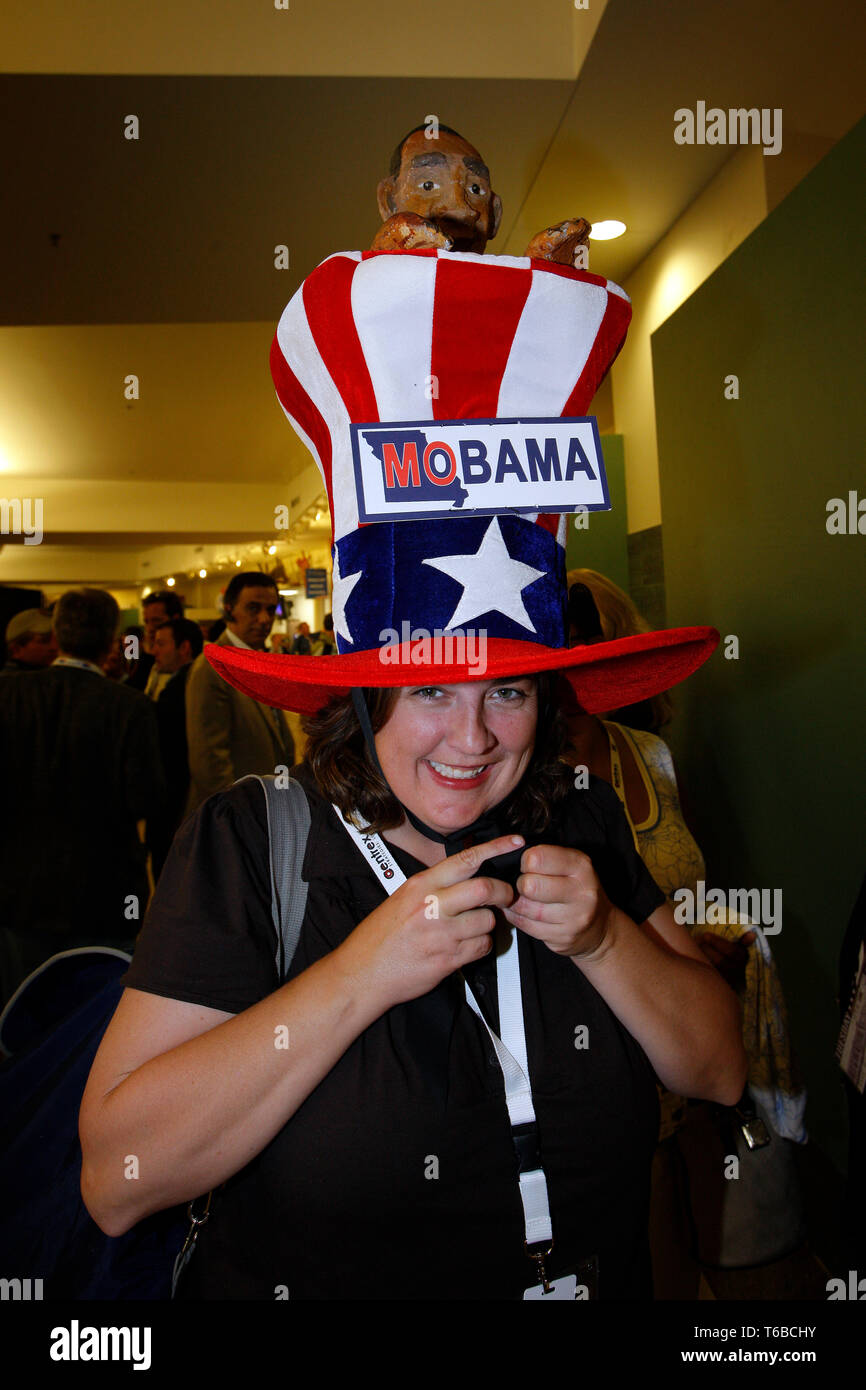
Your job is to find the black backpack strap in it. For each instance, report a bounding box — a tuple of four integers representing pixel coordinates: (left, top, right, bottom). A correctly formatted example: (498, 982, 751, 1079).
(247, 773, 312, 982)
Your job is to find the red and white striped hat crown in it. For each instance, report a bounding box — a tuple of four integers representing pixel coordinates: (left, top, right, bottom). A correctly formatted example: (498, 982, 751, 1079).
(206, 251, 717, 712)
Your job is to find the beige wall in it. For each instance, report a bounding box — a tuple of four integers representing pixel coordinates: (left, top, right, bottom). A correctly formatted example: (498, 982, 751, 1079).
(0, 1, 606, 78)
(610, 130, 842, 534)
(612, 147, 768, 534)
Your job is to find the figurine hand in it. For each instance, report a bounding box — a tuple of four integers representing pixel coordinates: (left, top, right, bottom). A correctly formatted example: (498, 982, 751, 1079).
(371, 213, 453, 251)
(525, 218, 592, 266)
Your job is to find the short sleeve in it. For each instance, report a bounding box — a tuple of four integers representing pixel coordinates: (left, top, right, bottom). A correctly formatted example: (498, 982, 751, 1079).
(123, 779, 278, 1013)
(567, 778, 666, 927)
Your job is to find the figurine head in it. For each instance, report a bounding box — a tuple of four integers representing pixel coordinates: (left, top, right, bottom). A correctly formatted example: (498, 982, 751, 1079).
(377, 125, 502, 253)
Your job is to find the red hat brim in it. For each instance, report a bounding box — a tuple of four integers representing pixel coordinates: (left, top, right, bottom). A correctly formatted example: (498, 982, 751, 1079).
(205, 628, 719, 716)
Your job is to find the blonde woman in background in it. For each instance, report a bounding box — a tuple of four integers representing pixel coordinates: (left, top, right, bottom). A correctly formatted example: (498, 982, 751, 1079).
(564, 569, 750, 982)
(567, 567, 672, 734)
(563, 569, 753, 1297)
(565, 569, 805, 1294)
(566, 569, 703, 911)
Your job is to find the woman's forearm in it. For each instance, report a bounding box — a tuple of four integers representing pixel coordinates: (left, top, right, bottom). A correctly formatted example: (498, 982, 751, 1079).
(80, 944, 391, 1236)
(82, 834, 526, 1237)
(572, 907, 747, 1102)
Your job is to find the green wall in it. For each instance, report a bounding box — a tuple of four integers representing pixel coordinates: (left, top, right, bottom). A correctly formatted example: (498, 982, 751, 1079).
(652, 118, 866, 1170)
(565, 433, 629, 589)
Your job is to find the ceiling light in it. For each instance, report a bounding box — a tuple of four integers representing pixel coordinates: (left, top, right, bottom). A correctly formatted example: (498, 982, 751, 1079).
(166, 576, 175, 587)
(199, 568, 207, 578)
(267, 544, 277, 555)
(235, 559, 242, 567)
(589, 220, 626, 241)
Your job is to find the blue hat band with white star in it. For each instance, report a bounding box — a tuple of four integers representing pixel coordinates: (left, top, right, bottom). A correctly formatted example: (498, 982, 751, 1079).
(332, 514, 567, 654)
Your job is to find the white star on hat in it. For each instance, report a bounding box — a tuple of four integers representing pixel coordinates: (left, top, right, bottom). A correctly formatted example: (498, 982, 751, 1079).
(422, 517, 545, 632)
(331, 547, 363, 645)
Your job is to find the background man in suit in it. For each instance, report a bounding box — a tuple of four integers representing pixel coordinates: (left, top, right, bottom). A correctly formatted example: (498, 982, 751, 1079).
(184, 572, 296, 813)
(148, 617, 203, 877)
(142, 589, 184, 654)
(0, 588, 165, 1005)
(310, 612, 336, 656)
(290, 621, 312, 654)
(127, 589, 185, 692)
(1, 608, 57, 674)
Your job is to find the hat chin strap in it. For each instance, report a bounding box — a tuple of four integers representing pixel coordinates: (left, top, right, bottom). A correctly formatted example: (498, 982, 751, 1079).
(350, 688, 506, 856)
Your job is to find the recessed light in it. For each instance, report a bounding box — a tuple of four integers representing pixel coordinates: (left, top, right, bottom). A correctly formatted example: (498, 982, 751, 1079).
(589, 220, 626, 241)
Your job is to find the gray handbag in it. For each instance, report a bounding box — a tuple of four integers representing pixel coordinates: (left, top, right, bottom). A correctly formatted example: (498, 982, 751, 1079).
(676, 1090, 806, 1268)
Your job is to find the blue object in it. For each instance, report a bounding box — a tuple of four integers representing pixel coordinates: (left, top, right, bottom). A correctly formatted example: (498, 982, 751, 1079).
(0, 948, 187, 1298)
(0, 775, 311, 1299)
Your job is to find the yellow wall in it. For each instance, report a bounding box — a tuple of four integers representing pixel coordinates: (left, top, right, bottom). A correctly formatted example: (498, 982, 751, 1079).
(0, 1, 605, 78)
(612, 147, 768, 533)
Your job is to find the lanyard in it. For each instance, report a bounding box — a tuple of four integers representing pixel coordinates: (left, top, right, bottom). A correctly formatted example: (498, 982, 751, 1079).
(334, 806, 555, 1279)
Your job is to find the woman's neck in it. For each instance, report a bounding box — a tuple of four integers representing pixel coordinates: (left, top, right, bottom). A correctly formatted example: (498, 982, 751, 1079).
(383, 818, 447, 867)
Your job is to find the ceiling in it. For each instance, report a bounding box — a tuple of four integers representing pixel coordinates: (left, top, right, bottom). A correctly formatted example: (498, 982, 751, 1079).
(1, 0, 863, 592)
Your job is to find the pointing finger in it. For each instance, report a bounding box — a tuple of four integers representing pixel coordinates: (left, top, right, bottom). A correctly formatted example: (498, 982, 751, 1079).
(430, 835, 525, 889)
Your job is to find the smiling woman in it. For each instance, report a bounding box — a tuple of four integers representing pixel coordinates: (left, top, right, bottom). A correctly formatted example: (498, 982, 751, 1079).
(79, 140, 744, 1299)
(80, 659, 746, 1300)
(304, 673, 572, 850)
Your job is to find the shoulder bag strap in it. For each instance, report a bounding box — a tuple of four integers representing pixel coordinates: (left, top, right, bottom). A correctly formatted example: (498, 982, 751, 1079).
(173, 772, 312, 1297)
(251, 773, 312, 981)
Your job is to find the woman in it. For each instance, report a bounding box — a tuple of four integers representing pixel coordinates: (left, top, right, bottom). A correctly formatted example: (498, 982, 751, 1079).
(564, 573, 805, 1289)
(567, 567, 673, 735)
(80, 660, 745, 1300)
(81, 232, 745, 1299)
(564, 571, 750, 981)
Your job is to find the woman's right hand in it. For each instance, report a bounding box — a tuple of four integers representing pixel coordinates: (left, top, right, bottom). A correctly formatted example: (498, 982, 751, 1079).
(337, 834, 524, 1007)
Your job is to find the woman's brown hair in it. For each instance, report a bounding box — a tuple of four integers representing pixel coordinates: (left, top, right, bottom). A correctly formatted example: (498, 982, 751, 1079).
(302, 673, 574, 835)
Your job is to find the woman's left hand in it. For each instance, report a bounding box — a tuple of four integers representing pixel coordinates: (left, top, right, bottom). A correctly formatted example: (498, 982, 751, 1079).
(502, 845, 613, 958)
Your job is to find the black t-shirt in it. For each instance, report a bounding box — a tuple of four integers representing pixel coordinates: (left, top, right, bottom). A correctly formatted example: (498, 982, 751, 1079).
(125, 765, 665, 1300)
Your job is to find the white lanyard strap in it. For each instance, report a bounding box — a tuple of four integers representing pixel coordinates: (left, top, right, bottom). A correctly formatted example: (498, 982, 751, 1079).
(333, 807, 407, 889)
(335, 807, 554, 1249)
(463, 931, 553, 1245)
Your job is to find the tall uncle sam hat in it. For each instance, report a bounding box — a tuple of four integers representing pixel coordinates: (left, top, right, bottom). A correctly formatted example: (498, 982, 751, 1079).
(207, 249, 718, 713)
